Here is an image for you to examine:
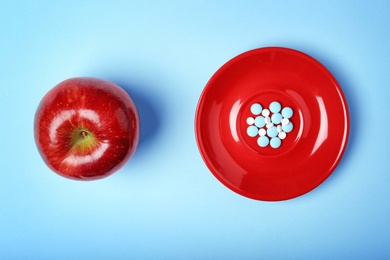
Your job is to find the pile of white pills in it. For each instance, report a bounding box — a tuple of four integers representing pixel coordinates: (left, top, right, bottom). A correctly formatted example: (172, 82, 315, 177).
(246, 101, 294, 148)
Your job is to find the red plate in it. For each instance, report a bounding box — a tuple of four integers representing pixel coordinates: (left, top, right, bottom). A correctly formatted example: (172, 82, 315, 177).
(195, 47, 349, 201)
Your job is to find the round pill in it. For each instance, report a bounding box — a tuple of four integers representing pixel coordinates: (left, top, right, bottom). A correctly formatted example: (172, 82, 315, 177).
(254, 116, 265, 128)
(250, 103, 263, 115)
(277, 125, 282, 133)
(282, 122, 294, 133)
(247, 125, 259, 137)
(246, 117, 255, 125)
(281, 118, 290, 125)
(270, 137, 282, 148)
(270, 101, 281, 113)
(282, 107, 293, 119)
(266, 126, 278, 138)
(258, 128, 266, 136)
(262, 109, 270, 117)
(266, 123, 274, 129)
(278, 131, 287, 139)
(257, 136, 269, 147)
(271, 112, 283, 124)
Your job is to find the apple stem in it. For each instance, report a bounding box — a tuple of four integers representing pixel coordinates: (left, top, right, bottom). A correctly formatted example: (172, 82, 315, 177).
(80, 131, 88, 139)
(69, 129, 97, 153)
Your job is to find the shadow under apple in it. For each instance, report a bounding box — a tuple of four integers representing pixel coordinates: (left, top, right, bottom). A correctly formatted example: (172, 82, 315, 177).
(112, 81, 165, 160)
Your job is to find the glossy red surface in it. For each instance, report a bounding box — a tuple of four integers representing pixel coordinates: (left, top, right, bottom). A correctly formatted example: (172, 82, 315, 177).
(34, 77, 139, 180)
(195, 47, 349, 201)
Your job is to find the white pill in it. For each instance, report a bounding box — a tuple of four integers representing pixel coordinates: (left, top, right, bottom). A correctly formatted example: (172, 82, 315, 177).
(281, 118, 290, 125)
(277, 125, 282, 133)
(262, 109, 270, 117)
(278, 132, 287, 139)
(258, 128, 266, 136)
(247, 117, 255, 125)
(265, 116, 271, 124)
(266, 123, 274, 129)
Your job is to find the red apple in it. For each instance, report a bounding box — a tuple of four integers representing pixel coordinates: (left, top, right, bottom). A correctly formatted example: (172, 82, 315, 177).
(34, 77, 139, 180)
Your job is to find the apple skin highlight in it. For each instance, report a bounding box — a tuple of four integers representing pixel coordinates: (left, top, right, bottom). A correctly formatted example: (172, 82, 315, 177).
(34, 77, 139, 180)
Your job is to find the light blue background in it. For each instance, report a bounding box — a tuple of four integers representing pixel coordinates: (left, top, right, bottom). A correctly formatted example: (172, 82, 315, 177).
(1, 1, 389, 259)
